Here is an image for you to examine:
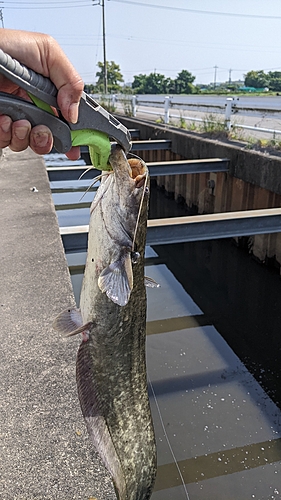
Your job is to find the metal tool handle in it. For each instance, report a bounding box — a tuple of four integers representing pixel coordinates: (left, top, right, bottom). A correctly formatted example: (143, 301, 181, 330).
(0, 92, 72, 153)
(0, 48, 58, 107)
(0, 48, 132, 153)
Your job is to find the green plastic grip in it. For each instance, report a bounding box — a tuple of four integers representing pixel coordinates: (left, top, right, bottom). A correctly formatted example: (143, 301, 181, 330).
(28, 93, 56, 115)
(71, 129, 111, 171)
(28, 92, 111, 170)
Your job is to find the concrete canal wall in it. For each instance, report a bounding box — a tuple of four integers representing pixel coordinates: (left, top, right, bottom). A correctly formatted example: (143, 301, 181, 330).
(0, 148, 115, 499)
(117, 115, 281, 270)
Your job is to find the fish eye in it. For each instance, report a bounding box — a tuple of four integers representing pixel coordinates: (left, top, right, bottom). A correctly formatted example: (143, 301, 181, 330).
(145, 186, 149, 194)
(131, 251, 140, 264)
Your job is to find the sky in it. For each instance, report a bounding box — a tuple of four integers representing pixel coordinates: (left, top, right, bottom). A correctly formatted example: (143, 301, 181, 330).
(2, 0, 281, 86)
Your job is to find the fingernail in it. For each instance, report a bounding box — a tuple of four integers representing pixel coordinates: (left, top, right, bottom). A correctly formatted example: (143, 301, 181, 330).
(33, 132, 49, 148)
(69, 102, 79, 124)
(14, 126, 29, 140)
(1, 118, 11, 133)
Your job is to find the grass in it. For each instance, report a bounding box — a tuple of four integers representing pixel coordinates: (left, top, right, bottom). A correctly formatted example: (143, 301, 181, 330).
(200, 114, 226, 134)
(121, 96, 134, 116)
(155, 116, 165, 124)
(170, 113, 281, 155)
(98, 96, 116, 113)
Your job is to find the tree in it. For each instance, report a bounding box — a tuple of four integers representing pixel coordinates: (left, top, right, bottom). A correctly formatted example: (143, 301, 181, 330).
(96, 61, 124, 93)
(132, 72, 171, 94)
(132, 70, 196, 94)
(268, 71, 281, 91)
(244, 70, 268, 88)
(173, 70, 196, 94)
(131, 74, 147, 93)
(84, 83, 96, 94)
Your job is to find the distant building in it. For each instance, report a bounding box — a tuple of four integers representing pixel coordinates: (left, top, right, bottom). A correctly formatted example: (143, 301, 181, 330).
(239, 86, 268, 92)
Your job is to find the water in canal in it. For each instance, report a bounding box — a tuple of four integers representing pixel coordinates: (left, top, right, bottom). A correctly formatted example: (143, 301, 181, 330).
(47, 154, 281, 500)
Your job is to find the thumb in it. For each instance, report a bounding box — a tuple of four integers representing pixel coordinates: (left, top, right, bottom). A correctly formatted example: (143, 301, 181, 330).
(57, 78, 84, 123)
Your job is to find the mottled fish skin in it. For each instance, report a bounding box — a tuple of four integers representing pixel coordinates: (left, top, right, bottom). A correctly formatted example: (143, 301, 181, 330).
(77, 145, 157, 500)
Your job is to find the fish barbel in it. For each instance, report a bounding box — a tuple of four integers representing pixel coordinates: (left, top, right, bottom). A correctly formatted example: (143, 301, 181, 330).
(54, 144, 157, 499)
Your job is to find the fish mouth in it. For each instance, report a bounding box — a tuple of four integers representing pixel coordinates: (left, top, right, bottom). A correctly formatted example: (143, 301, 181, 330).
(110, 144, 147, 187)
(128, 157, 147, 187)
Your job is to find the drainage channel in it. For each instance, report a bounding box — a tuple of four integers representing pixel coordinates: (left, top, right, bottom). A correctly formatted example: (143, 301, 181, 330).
(46, 150, 281, 500)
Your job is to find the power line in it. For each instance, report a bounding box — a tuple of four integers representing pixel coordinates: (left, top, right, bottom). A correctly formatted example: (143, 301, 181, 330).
(2, 1, 92, 8)
(3, 0, 281, 19)
(3, 0, 89, 3)
(109, 0, 281, 20)
(106, 32, 281, 55)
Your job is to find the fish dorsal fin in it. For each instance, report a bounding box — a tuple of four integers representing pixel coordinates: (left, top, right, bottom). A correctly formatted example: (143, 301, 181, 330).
(98, 252, 133, 306)
(76, 341, 127, 499)
(52, 307, 93, 337)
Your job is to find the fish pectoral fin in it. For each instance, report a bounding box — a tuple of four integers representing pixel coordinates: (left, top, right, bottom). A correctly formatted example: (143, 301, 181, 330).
(98, 253, 133, 306)
(144, 276, 161, 288)
(52, 307, 93, 337)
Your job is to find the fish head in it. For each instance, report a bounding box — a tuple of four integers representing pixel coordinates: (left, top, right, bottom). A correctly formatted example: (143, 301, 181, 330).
(109, 144, 149, 218)
(92, 144, 149, 307)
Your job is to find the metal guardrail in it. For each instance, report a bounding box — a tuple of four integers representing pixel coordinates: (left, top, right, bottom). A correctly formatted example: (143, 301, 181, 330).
(95, 93, 281, 138)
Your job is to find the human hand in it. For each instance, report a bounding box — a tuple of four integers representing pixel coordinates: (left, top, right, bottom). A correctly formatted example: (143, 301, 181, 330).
(0, 29, 84, 159)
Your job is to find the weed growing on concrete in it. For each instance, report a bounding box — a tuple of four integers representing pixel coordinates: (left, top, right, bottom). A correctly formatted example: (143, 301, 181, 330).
(200, 114, 225, 134)
(244, 136, 259, 149)
(156, 116, 165, 124)
(121, 96, 134, 116)
(99, 96, 116, 113)
(230, 122, 247, 142)
(187, 121, 198, 131)
(199, 113, 229, 140)
(178, 113, 188, 129)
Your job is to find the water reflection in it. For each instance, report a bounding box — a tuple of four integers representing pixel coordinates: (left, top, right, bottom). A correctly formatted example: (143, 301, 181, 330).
(145, 259, 281, 500)
(153, 239, 281, 408)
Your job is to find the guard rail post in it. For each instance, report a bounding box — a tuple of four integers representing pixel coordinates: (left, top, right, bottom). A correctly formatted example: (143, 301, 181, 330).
(112, 94, 117, 109)
(225, 97, 233, 131)
(132, 95, 137, 117)
(164, 96, 170, 124)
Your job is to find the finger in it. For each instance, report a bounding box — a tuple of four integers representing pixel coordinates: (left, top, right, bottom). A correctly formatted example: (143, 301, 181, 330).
(0, 115, 12, 148)
(42, 37, 84, 123)
(57, 79, 84, 124)
(65, 146, 81, 161)
(9, 119, 31, 152)
(29, 124, 53, 155)
(0, 31, 84, 124)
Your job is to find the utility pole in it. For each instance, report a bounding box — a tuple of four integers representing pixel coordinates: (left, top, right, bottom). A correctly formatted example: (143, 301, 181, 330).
(0, 8, 4, 28)
(101, 0, 107, 94)
(214, 65, 218, 89)
(229, 68, 232, 84)
(93, 0, 107, 94)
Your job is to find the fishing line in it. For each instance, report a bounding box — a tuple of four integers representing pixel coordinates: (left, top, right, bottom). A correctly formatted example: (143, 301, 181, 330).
(148, 377, 191, 500)
(132, 169, 149, 252)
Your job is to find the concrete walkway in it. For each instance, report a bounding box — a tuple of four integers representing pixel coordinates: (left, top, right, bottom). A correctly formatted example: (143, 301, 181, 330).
(0, 148, 115, 499)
